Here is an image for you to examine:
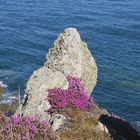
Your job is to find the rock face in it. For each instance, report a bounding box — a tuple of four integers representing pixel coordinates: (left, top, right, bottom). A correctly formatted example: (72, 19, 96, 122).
(16, 67, 68, 121)
(16, 28, 97, 130)
(46, 28, 97, 94)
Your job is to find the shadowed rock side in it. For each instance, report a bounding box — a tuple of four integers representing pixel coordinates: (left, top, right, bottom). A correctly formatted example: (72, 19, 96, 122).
(99, 115, 140, 140)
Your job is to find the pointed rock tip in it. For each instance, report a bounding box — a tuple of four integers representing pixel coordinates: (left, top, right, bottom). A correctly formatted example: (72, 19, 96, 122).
(63, 27, 80, 38)
(64, 27, 78, 32)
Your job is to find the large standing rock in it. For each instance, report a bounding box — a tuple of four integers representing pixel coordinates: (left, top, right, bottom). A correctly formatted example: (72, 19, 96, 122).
(46, 28, 97, 94)
(16, 28, 97, 130)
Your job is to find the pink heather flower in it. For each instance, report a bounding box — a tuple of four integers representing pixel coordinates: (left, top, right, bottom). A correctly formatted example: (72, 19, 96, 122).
(0, 115, 58, 140)
(48, 76, 92, 113)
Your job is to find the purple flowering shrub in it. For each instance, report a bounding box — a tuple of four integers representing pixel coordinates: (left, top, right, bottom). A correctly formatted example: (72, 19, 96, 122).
(0, 115, 58, 140)
(48, 76, 92, 113)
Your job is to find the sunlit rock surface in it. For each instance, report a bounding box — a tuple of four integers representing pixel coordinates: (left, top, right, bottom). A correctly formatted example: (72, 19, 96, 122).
(46, 28, 97, 94)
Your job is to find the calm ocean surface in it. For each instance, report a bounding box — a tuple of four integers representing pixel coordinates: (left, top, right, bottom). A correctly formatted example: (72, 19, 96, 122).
(0, 0, 140, 123)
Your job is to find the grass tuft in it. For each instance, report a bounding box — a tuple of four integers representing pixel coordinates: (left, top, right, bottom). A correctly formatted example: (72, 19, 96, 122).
(57, 108, 112, 140)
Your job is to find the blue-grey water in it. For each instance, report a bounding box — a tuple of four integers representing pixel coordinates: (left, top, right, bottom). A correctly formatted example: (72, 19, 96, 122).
(0, 0, 140, 123)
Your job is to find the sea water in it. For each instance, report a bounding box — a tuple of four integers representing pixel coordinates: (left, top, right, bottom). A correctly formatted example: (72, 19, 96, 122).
(0, 0, 140, 124)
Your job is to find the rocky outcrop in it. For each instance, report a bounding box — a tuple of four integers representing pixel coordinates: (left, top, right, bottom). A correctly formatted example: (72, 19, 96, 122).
(17, 28, 97, 118)
(16, 28, 98, 129)
(14, 28, 140, 140)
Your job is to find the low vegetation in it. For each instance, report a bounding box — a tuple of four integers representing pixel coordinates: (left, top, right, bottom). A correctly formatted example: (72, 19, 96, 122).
(0, 113, 58, 140)
(57, 108, 112, 140)
(48, 76, 92, 113)
(0, 76, 115, 140)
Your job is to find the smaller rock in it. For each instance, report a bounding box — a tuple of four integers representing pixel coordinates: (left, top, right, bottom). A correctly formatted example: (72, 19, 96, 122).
(50, 114, 67, 132)
(96, 122, 109, 133)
